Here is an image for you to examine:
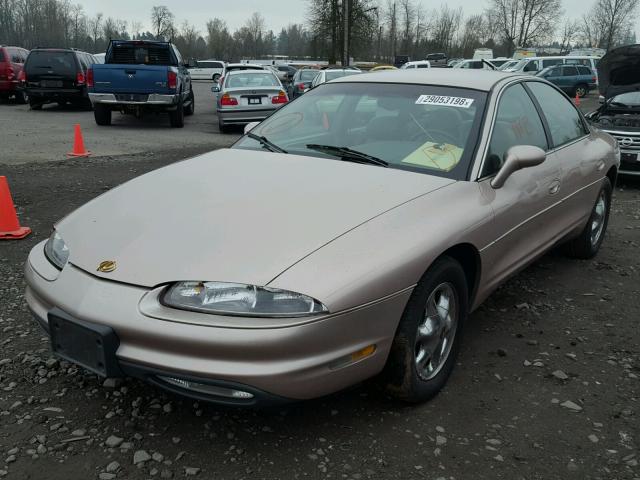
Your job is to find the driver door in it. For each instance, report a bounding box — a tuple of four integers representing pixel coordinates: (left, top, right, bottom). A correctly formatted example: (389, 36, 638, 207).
(478, 83, 563, 293)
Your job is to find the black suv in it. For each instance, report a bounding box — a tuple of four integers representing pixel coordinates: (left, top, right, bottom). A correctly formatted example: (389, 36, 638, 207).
(23, 48, 97, 109)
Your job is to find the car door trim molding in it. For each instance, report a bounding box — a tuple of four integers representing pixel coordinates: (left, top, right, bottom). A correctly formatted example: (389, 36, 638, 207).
(479, 176, 604, 252)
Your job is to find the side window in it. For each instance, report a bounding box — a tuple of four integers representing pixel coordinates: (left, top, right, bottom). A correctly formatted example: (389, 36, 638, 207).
(542, 59, 561, 68)
(547, 67, 561, 77)
(577, 66, 592, 75)
(563, 66, 578, 76)
(528, 81, 587, 147)
(418, 64, 429, 68)
(523, 61, 538, 72)
(482, 84, 548, 177)
(173, 46, 183, 65)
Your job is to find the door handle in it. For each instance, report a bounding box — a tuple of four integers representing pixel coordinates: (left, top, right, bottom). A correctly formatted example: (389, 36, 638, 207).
(549, 180, 561, 195)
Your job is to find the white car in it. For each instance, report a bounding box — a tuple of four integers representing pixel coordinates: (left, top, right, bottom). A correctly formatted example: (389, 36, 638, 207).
(453, 59, 496, 70)
(400, 61, 431, 69)
(188, 60, 225, 81)
(311, 68, 361, 88)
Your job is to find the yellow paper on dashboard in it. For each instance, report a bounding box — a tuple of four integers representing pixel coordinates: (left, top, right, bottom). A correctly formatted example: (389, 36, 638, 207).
(402, 142, 463, 172)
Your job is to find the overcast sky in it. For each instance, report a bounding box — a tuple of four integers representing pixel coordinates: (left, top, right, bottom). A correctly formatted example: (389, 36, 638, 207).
(78, 0, 624, 37)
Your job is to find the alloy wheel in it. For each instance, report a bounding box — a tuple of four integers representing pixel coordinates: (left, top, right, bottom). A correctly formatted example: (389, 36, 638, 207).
(590, 190, 607, 247)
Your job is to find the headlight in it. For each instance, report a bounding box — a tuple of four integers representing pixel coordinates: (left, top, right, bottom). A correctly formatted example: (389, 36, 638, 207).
(163, 281, 328, 317)
(44, 230, 69, 270)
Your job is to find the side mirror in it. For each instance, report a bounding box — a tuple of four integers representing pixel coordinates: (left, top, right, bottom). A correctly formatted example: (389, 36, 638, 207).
(244, 121, 260, 134)
(211, 85, 220, 93)
(491, 145, 546, 189)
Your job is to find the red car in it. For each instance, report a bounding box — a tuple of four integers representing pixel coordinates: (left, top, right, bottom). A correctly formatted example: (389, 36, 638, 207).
(0, 45, 29, 103)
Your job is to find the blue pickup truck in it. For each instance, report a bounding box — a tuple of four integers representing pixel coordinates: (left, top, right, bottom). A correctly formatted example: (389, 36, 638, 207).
(88, 40, 194, 127)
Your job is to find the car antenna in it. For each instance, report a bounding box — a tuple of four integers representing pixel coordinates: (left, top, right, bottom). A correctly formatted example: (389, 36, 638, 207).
(481, 59, 496, 70)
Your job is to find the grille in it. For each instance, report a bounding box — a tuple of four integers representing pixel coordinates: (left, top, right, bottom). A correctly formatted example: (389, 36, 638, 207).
(608, 132, 640, 151)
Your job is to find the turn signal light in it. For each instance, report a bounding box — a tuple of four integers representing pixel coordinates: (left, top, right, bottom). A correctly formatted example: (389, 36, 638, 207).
(220, 93, 238, 106)
(87, 68, 94, 87)
(271, 91, 288, 104)
(329, 344, 377, 370)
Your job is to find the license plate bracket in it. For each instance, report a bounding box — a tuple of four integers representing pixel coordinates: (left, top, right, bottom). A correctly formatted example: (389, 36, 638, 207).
(41, 80, 63, 88)
(621, 152, 638, 163)
(248, 97, 261, 105)
(48, 308, 122, 377)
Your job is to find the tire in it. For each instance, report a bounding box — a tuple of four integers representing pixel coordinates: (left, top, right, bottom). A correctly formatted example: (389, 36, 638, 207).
(15, 90, 28, 104)
(184, 90, 195, 116)
(218, 118, 229, 133)
(29, 98, 42, 110)
(212, 74, 220, 82)
(94, 104, 112, 126)
(563, 177, 612, 259)
(169, 99, 184, 128)
(574, 84, 588, 98)
(384, 256, 468, 403)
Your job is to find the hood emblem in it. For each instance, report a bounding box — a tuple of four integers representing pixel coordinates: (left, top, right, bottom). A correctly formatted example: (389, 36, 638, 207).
(97, 260, 117, 273)
(619, 137, 634, 147)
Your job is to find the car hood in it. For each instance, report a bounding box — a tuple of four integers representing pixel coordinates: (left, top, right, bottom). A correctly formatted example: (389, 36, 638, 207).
(598, 44, 640, 98)
(57, 148, 455, 288)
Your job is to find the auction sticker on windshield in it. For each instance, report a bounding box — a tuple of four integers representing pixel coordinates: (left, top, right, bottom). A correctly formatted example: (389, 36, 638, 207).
(415, 95, 474, 108)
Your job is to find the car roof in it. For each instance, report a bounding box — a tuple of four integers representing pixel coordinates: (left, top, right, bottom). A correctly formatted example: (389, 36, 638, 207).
(323, 68, 360, 73)
(226, 63, 263, 68)
(331, 68, 527, 91)
(227, 69, 274, 75)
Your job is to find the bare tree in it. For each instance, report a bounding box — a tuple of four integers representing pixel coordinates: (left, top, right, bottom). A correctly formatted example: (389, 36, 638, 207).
(559, 19, 580, 53)
(89, 13, 103, 50)
(488, 0, 563, 55)
(245, 12, 265, 57)
(150, 5, 174, 40)
(589, 0, 639, 50)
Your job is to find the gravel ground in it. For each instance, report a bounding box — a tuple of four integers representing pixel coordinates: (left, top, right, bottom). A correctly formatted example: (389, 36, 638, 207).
(0, 95, 639, 480)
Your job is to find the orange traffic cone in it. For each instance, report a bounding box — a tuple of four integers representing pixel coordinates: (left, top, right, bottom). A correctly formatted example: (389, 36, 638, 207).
(67, 124, 91, 157)
(574, 93, 581, 107)
(0, 176, 31, 240)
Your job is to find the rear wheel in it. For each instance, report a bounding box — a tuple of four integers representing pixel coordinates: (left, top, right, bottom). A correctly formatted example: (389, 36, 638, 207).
(15, 90, 28, 104)
(574, 84, 588, 98)
(94, 104, 112, 125)
(169, 99, 185, 128)
(563, 177, 611, 259)
(384, 256, 468, 403)
(184, 90, 195, 116)
(218, 118, 229, 133)
(29, 98, 42, 110)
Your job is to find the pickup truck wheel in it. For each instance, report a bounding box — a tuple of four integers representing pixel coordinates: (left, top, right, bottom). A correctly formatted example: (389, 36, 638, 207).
(94, 104, 112, 126)
(574, 84, 588, 98)
(169, 100, 185, 128)
(184, 90, 195, 116)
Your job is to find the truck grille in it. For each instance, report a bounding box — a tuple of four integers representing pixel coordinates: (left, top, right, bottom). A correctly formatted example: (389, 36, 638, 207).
(607, 131, 640, 151)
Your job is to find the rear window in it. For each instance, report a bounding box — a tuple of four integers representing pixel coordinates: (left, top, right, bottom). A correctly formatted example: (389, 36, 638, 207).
(226, 72, 279, 88)
(26, 51, 76, 74)
(108, 44, 174, 66)
(300, 70, 318, 81)
(427, 54, 445, 60)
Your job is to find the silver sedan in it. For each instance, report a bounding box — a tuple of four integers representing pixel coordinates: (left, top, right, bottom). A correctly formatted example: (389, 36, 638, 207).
(213, 69, 288, 133)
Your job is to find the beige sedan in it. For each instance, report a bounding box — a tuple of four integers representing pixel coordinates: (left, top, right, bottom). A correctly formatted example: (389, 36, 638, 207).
(25, 69, 619, 406)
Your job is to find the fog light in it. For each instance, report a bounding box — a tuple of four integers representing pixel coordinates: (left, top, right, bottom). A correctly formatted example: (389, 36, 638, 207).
(158, 376, 254, 400)
(329, 344, 376, 370)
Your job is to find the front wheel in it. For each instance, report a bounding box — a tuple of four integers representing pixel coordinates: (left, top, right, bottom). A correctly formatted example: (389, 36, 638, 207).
(184, 90, 195, 116)
(384, 256, 468, 403)
(563, 177, 612, 259)
(574, 84, 588, 98)
(169, 100, 184, 128)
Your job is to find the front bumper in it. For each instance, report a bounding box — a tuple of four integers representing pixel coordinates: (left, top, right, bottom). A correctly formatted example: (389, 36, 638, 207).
(25, 241, 410, 404)
(89, 93, 179, 106)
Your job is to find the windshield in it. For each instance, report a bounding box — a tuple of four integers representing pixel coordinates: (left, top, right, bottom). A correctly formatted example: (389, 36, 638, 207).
(233, 82, 486, 179)
(510, 59, 529, 71)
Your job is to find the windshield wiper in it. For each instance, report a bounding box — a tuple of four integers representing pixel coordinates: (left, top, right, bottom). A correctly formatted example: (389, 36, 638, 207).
(246, 132, 287, 153)
(306, 144, 388, 167)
